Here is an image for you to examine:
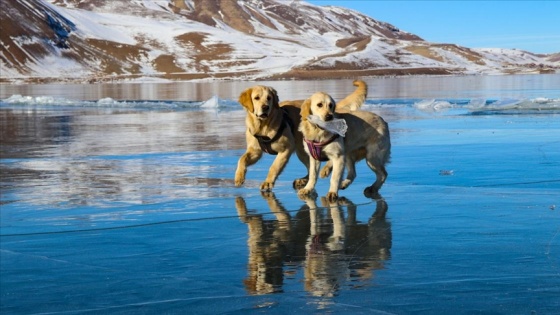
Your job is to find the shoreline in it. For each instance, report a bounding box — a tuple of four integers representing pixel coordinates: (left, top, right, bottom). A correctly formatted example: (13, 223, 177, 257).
(1, 68, 556, 85)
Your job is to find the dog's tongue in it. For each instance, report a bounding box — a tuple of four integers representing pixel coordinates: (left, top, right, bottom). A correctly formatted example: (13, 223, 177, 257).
(307, 115, 347, 137)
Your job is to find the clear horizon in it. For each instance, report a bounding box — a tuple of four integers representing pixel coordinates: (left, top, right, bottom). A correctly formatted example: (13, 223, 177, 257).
(307, 0, 560, 54)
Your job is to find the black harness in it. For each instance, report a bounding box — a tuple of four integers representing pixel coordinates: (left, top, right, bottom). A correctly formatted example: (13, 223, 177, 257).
(253, 109, 293, 155)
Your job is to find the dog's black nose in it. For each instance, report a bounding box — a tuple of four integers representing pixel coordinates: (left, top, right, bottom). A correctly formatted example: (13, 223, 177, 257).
(325, 114, 334, 121)
(262, 105, 269, 112)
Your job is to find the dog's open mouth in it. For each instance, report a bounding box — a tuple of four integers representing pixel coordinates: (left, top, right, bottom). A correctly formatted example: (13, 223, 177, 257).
(257, 113, 269, 119)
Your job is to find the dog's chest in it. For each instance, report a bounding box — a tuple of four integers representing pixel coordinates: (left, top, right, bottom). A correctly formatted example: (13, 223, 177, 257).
(304, 135, 341, 161)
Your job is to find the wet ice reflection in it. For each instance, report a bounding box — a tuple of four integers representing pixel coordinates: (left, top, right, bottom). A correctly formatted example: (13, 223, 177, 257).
(1, 76, 559, 313)
(0, 108, 247, 159)
(1, 107, 250, 233)
(236, 192, 391, 300)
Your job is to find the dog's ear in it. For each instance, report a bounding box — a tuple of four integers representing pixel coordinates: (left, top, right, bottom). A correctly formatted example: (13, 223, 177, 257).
(269, 87, 279, 108)
(329, 95, 337, 112)
(301, 98, 311, 121)
(238, 87, 254, 112)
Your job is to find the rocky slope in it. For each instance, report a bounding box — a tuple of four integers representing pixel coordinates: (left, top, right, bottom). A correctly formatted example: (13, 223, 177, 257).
(1, 0, 557, 83)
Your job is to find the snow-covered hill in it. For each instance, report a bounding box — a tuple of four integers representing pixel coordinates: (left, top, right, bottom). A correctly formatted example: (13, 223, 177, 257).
(1, 0, 558, 83)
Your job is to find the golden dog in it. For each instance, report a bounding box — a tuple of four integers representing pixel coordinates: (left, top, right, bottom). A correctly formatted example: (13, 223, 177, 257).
(235, 81, 368, 191)
(298, 92, 391, 201)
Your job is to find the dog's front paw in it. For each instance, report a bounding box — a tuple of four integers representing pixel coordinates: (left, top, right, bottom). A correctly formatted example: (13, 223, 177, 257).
(293, 178, 308, 189)
(340, 179, 352, 190)
(297, 188, 316, 199)
(320, 165, 332, 178)
(234, 176, 245, 187)
(260, 181, 274, 191)
(326, 191, 339, 202)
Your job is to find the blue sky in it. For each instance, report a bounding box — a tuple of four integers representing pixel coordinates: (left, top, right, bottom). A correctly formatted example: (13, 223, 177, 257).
(307, 1, 560, 54)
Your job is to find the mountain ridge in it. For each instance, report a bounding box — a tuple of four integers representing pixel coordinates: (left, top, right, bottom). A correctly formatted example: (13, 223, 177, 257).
(1, 0, 558, 83)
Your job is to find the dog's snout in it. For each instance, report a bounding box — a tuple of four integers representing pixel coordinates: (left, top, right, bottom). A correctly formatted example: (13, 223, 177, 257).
(325, 114, 334, 121)
(262, 105, 270, 112)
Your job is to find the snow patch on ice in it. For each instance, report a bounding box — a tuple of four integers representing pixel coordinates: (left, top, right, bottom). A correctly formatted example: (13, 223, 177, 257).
(414, 99, 453, 112)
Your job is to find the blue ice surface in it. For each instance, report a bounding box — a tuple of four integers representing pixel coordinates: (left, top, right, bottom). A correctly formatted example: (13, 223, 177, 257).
(1, 96, 559, 314)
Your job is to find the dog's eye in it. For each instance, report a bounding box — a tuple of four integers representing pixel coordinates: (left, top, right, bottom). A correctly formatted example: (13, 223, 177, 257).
(328, 102, 334, 108)
(317, 102, 323, 108)
(267, 95, 271, 101)
(254, 96, 260, 100)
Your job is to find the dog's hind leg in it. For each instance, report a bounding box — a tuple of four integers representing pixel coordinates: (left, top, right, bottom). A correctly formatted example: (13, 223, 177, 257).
(340, 156, 357, 190)
(319, 160, 332, 179)
(341, 148, 365, 189)
(363, 156, 387, 196)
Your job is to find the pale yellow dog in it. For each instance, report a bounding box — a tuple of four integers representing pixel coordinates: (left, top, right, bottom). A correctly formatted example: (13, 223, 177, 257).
(298, 92, 391, 200)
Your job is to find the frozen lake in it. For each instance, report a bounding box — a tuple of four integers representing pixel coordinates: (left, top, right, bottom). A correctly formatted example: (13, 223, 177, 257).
(1, 75, 559, 314)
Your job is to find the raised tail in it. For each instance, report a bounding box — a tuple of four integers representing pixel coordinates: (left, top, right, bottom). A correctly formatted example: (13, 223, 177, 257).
(336, 79, 368, 111)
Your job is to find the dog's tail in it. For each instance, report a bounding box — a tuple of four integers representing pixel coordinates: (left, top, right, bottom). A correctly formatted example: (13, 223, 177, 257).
(379, 119, 392, 165)
(336, 80, 368, 112)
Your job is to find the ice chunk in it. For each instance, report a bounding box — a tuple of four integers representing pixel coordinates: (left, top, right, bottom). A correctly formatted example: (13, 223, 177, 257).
(97, 97, 118, 105)
(414, 99, 452, 112)
(533, 97, 550, 104)
(200, 95, 219, 108)
(467, 98, 486, 109)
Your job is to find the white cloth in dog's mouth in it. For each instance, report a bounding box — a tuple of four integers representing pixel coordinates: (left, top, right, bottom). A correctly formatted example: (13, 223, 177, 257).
(307, 115, 347, 137)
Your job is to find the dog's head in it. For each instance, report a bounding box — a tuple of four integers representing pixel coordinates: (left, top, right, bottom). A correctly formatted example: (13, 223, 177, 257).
(301, 92, 336, 122)
(238, 86, 279, 120)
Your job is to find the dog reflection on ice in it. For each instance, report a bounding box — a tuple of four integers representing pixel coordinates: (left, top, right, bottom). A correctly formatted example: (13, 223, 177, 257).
(235, 192, 391, 298)
(303, 195, 391, 299)
(235, 192, 308, 295)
